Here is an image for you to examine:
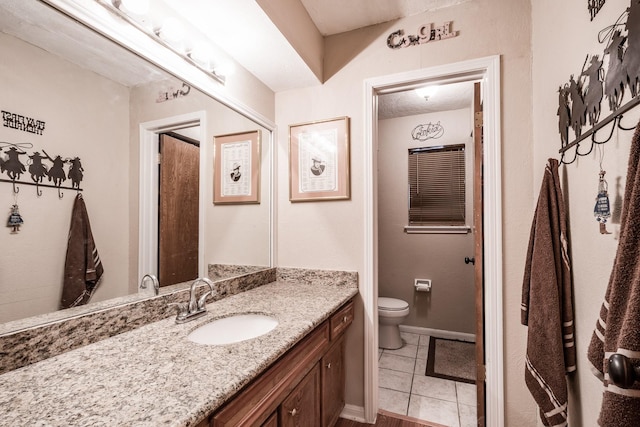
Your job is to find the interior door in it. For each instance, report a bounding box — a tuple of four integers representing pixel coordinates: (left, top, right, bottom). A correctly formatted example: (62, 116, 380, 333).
(473, 82, 486, 426)
(158, 132, 199, 286)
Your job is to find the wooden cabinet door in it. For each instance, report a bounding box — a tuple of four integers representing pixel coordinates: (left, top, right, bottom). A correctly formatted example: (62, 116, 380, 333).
(321, 337, 345, 427)
(280, 363, 321, 427)
(262, 412, 278, 427)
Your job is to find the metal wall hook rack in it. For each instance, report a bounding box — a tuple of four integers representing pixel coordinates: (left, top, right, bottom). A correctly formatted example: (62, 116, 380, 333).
(0, 142, 84, 198)
(0, 178, 82, 198)
(559, 97, 640, 165)
(557, 2, 640, 165)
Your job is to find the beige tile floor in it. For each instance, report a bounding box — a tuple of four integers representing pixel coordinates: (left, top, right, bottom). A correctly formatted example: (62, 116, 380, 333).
(378, 332, 477, 427)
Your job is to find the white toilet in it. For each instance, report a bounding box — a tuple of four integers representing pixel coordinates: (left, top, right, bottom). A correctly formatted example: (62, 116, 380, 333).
(378, 297, 410, 349)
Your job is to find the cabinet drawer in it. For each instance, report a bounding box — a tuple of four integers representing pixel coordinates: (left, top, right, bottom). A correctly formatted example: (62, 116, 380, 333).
(329, 300, 354, 340)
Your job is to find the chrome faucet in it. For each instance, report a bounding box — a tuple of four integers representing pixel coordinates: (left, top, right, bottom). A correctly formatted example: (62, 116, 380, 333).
(140, 274, 159, 296)
(173, 277, 216, 324)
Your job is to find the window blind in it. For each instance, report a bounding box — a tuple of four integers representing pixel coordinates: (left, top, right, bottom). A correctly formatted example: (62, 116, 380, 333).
(408, 144, 465, 225)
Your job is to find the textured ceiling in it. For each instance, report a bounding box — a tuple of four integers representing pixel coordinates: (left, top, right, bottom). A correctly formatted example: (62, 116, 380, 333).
(378, 81, 475, 119)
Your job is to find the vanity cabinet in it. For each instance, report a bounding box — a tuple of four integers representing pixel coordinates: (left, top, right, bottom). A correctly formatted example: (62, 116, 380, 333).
(210, 299, 353, 427)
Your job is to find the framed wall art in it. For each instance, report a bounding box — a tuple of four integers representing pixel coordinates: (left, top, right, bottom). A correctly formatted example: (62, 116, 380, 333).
(213, 129, 260, 204)
(289, 116, 351, 202)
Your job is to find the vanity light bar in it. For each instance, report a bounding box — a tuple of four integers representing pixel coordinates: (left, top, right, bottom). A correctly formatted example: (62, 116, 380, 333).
(98, 0, 226, 85)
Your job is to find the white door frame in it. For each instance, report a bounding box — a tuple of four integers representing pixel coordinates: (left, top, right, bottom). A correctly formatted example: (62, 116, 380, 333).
(138, 111, 208, 285)
(362, 55, 504, 425)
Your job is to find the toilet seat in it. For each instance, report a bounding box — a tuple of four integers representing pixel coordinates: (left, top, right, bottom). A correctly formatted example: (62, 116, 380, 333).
(378, 297, 409, 311)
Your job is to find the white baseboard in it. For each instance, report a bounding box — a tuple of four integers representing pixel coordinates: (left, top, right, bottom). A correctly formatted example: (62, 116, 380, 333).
(399, 325, 475, 343)
(340, 404, 366, 423)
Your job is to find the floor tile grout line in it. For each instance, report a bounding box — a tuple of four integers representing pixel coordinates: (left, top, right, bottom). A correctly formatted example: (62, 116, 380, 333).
(379, 332, 471, 425)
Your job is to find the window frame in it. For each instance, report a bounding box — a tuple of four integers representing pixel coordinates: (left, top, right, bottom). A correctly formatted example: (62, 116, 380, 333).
(404, 143, 471, 234)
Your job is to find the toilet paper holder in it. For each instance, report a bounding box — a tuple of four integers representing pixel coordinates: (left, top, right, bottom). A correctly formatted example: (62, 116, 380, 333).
(414, 278, 432, 292)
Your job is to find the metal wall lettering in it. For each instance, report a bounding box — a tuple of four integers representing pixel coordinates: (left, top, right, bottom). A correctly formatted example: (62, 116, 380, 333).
(589, 0, 607, 21)
(387, 22, 458, 50)
(411, 122, 445, 141)
(156, 82, 191, 103)
(1, 110, 45, 135)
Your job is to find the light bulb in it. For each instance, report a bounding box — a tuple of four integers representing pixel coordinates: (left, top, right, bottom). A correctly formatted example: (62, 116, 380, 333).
(214, 62, 235, 78)
(189, 42, 214, 70)
(117, 0, 150, 16)
(158, 17, 185, 43)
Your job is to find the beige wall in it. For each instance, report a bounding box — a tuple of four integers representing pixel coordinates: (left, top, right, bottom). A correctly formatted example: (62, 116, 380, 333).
(0, 33, 131, 322)
(129, 79, 273, 287)
(276, 0, 533, 420)
(378, 109, 475, 334)
(532, 0, 637, 424)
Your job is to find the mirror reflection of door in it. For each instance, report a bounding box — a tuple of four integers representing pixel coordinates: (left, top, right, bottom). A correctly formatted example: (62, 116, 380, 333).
(158, 132, 199, 287)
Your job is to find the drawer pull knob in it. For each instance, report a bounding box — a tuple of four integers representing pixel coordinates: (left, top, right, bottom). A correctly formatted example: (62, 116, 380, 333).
(289, 408, 298, 416)
(326, 362, 331, 369)
(343, 315, 348, 323)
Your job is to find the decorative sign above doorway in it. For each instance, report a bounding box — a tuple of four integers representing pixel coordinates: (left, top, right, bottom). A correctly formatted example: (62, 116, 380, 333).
(387, 22, 458, 50)
(156, 82, 191, 103)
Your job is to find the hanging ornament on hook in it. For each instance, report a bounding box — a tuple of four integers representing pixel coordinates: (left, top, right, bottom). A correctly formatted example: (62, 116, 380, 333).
(7, 203, 23, 233)
(594, 169, 612, 234)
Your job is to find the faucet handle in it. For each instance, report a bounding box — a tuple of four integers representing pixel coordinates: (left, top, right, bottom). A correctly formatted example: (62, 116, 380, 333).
(168, 302, 189, 321)
(197, 291, 212, 311)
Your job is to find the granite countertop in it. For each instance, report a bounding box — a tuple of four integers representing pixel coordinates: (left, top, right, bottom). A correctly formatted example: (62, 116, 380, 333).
(0, 279, 358, 426)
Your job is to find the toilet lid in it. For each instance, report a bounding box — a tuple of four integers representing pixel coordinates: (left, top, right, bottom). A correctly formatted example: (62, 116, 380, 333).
(378, 297, 409, 311)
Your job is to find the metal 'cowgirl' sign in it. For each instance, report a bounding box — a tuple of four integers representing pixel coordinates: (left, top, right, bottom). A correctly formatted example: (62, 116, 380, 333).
(387, 22, 458, 49)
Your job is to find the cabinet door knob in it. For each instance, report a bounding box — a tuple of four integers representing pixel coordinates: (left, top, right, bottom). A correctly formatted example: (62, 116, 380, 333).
(326, 362, 331, 369)
(288, 408, 298, 417)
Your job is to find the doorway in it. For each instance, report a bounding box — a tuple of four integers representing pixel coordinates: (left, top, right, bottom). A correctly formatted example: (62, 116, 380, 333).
(158, 132, 200, 287)
(138, 111, 208, 287)
(376, 81, 480, 426)
(362, 56, 504, 426)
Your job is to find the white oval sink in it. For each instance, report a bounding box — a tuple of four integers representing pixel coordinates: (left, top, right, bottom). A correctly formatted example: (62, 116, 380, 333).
(188, 314, 278, 345)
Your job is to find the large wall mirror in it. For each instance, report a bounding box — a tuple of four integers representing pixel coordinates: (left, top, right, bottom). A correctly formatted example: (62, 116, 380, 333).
(0, 1, 273, 329)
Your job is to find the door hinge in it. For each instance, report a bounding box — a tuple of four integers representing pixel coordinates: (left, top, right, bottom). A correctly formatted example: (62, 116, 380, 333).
(157, 153, 162, 164)
(474, 111, 483, 128)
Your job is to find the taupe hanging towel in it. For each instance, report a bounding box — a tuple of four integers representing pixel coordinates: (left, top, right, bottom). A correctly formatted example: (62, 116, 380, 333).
(521, 158, 576, 427)
(60, 193, 103, 309)
(588, 119, 640, 427)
